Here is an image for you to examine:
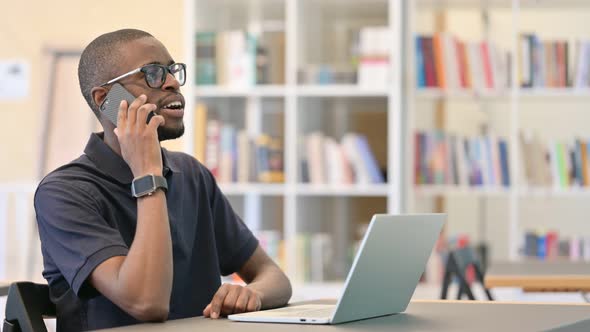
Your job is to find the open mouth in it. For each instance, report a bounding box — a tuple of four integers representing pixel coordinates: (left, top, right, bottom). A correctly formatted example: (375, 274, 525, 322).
(160, 101, 185, 118)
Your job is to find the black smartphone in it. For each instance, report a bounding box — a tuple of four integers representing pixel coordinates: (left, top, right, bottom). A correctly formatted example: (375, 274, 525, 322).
(99, 83, 155, 126)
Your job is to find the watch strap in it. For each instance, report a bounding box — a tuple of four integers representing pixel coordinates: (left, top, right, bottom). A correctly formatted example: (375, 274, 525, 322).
(153, 175, 168, 192)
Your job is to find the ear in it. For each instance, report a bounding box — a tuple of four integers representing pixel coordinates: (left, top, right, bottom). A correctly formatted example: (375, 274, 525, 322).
(91, 86, 109, 109)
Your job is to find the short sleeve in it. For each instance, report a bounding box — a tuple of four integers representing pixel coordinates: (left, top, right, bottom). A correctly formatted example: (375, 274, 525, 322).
(201, 167, 259, 276)
(34, 181, 129, 294)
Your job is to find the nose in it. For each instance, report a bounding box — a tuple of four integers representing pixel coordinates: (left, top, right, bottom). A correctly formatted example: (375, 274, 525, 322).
(162, 72, 181, 91)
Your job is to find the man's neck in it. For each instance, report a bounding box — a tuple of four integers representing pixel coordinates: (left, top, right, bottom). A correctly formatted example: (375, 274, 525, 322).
(103, 130, 123, 157)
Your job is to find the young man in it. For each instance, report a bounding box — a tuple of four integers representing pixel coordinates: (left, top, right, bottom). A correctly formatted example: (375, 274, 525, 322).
(34, 29, 291, 331)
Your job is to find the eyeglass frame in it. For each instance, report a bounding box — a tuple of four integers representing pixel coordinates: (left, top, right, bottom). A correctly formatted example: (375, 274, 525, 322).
(99, 62, 187, 89)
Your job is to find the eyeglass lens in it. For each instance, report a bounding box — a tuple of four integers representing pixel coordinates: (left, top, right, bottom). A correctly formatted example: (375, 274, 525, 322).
(145, 64, 186, 88)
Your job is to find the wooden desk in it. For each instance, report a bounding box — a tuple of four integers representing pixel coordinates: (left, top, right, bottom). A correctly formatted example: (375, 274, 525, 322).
(0, 281, 10, 296)
(485, 261, 590, 292)
(97, 300, 590, 332)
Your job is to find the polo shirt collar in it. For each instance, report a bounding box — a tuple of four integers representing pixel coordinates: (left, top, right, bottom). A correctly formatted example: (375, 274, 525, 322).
(83, 132, 179, 185)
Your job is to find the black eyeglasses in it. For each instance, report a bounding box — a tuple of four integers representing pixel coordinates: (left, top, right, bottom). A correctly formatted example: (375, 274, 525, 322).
(100, 63, 186, 89)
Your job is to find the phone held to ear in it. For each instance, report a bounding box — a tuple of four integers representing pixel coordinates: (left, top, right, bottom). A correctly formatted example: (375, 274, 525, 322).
(99, 83, 155, 126)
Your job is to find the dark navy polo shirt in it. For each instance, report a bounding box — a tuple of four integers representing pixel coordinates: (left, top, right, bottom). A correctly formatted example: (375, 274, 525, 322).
(34, 133, 258, 331)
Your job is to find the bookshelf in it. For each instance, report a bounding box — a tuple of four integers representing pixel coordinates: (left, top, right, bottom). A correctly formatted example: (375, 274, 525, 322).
(407, 0, 590, 262)
(184, 0, 402, 285)
(184, 0, 590, 288)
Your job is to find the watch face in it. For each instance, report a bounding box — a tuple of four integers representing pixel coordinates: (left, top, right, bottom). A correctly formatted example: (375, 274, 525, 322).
(132, 175, 155, 197)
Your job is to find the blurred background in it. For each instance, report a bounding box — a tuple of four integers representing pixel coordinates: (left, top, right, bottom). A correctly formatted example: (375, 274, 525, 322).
(2, 0, 590, 326)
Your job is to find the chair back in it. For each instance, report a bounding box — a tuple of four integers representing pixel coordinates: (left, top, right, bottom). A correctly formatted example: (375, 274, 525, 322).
(3, 282, 55, 332)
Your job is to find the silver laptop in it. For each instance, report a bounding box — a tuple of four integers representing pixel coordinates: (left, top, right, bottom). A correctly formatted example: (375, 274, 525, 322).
(229, 213, 445, 324)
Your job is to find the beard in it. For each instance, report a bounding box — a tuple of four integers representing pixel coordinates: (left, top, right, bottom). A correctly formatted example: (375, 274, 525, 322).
(157, 123, 185, 141)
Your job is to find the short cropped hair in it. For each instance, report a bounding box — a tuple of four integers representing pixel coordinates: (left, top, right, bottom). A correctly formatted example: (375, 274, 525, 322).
(78, 29, 153, 115)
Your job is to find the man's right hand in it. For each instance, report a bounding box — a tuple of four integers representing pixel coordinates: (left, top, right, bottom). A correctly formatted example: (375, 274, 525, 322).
(113, 94, 166, 177)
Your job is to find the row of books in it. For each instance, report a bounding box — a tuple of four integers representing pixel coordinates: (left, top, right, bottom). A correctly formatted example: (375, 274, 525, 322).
(414, 131, 511, 187)
(523, 230, 590, 261)
(294, 233, 334, 283)
(301, 132, 385, 185)
(228, 231, 334, 284)
(196, 30, 285, 86)
(520, 133, 590, 188)
(297, 64, 357, 85)
(415, 33, 510, 91)
(194, 104, 284, 183)
(298, 26, 390, 86)
(519, 34, 590, 88)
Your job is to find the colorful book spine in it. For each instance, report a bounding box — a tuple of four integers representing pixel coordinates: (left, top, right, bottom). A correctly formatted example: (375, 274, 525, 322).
(414, 131, 511, 188)
(433, 33, 447, 89)
(422, 36, 437, 87)
(196, 32, 217, 85)
(416, 36, 426, 88)
(498, 139, 511, 187)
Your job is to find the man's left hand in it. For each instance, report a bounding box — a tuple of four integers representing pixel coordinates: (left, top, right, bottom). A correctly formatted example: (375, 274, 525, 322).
(203, 284, 262, 319)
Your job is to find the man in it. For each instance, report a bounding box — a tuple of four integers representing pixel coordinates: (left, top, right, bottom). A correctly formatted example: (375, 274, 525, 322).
(34, 29, 291, 331)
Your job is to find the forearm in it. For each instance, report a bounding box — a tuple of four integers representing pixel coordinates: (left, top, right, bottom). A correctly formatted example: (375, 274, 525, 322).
(117, 189, 173, 313)
(246, 265, 292, 309)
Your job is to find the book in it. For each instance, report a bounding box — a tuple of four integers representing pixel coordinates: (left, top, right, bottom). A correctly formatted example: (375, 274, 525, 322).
(414, 131, 511, 187)
(415, 36, 426, 88)
(498, 139, 511, 187)
(433, 33, 447, 89)
(342, 133, 376, 184)
(524, 231, 538, 257)
(257, 31, 286, 84)
(358, 27, 390, 88)
(236, 130, 251, 183)
(218, 124, 236, 183)
(205, 119, 221, 178)
(520, 131, 551, 187)
(537, 234, 547, 259)
(193, 103, 208, 163)
(421, 36, 437, 87)
(518, 34, 533, 88)
(256, 134, 285, 183)
(305, 132, 326, 184)
(196, 32, 217, 85)
(354, 135, 385, 183)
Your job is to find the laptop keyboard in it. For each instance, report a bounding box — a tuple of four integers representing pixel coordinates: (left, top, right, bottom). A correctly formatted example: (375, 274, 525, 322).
(265, 304, 335, 318)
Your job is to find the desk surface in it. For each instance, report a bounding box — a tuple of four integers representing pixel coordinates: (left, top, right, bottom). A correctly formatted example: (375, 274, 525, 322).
(485, 261, 590, 291)
(0, 281, 10, 296)
(98, 300, 590, 332)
